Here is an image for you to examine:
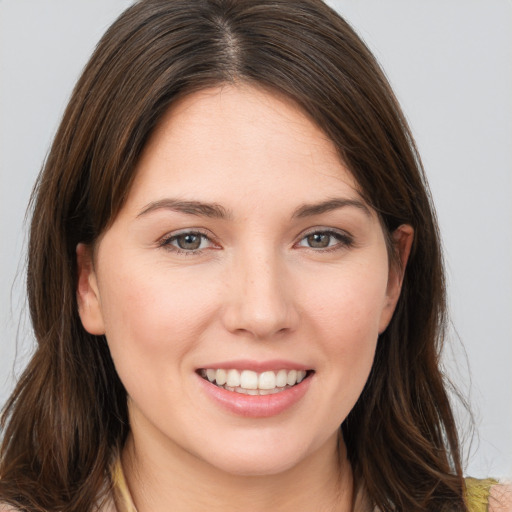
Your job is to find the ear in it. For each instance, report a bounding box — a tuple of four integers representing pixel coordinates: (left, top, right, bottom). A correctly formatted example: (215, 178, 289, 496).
(378, 224, 414, 333)
(76, 243, 105, 335)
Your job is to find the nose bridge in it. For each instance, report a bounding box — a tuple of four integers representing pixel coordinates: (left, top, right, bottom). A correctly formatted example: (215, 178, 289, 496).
(223, 244, 297, 339)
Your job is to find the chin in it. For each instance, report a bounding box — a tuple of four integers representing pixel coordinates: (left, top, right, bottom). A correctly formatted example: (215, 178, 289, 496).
(195, 431, 323, 478)
(211, 452, 304, 477)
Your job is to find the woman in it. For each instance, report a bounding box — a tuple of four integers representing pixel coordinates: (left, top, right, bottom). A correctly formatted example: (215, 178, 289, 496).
(0, 1, 509, 511)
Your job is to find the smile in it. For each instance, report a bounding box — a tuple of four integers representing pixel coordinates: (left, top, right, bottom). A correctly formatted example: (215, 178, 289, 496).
(199, 368, 310, 395)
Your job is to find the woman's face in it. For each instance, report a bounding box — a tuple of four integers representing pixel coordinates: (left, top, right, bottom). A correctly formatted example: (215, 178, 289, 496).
(77, 85, 411, 476)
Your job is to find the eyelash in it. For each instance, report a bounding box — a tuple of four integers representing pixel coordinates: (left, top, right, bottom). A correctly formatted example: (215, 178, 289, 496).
(295, 229, 354, 252)
(158, 230, 217, 255)
(158, 228, 353, 255)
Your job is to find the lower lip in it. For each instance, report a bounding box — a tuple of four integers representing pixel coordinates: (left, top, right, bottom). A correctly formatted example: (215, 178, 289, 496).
(197, 373, 313, 418)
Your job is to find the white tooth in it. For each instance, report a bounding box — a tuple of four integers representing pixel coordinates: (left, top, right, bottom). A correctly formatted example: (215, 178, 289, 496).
(276, 369, 287, 388)
(246, 389, 258, 395)
(235, 387, 248, 394)
(225, 386, 234, 392)
(216, 369, 227, 386)
(226, 369, 240, 387)
(240, 370, 258, 389)
(296, 370, 307, 383)
(258, 371, 276, 390)
(287, 369, 298, 386)
(206, 369, 216, 382)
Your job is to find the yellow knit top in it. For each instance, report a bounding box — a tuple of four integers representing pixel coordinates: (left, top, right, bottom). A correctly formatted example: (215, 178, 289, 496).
(465, 477, 500, 512)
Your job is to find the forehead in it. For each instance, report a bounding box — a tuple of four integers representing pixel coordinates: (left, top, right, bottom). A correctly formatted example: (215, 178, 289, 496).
(123, 84, 365, 215)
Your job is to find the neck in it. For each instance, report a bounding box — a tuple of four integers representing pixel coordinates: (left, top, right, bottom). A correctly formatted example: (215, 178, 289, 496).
(121, 430, 355, 512)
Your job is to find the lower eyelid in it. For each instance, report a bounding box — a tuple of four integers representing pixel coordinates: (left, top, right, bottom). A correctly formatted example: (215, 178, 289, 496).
(297, 230, 353, 247)
(160, 232, 201, 245)
(157, 229, 353, 252)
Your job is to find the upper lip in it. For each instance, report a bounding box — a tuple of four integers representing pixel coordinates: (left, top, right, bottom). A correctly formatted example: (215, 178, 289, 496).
(197, 359, 312, 372)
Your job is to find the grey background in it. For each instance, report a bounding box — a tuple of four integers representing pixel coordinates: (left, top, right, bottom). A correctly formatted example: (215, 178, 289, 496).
(1, 0, 511, 478)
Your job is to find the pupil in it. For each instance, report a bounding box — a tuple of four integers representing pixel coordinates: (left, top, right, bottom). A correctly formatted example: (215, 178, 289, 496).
(178, 234, 201, 250)
(308, 233, 329, 248)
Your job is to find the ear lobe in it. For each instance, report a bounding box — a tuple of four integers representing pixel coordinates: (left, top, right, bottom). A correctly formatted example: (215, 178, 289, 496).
(378, 224, 414, 333)
(76, 243, 105, 335)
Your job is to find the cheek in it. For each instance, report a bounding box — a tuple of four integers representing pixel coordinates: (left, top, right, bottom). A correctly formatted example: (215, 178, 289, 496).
(96, 258, 220, 376)
(299, 261, 388, 407)
(303, 259, 389, 340)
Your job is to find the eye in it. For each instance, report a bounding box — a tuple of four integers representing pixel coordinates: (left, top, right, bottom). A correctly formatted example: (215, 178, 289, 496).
(160, 231, 216, 253)
(296, 230, 352, 250)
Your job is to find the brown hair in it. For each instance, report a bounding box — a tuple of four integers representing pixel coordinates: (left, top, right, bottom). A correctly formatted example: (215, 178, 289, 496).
(1, 1, 467, 510)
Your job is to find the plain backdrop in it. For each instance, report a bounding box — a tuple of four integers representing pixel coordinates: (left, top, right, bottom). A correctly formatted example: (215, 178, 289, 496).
(1, 0, 511, 479)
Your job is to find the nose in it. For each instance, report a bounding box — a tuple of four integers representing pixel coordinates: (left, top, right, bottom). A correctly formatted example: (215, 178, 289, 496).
(221, 249, 299, 340)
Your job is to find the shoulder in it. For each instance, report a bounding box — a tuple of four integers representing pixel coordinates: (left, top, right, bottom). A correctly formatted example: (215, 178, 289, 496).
(489, 482, 512, 512)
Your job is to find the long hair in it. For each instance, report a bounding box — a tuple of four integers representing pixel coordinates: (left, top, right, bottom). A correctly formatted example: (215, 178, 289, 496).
(1, 1, 467, 510)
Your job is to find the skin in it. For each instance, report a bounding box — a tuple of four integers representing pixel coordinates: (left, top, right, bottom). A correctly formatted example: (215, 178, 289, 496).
(490, 484, 512, 512)
(77, 85, 413, 512)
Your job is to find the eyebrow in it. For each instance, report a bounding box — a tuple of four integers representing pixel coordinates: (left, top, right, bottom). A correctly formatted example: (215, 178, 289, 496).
(137, 197, 370, 221)
(292, 198, 371, 218)
(137, 199, 231, 219)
